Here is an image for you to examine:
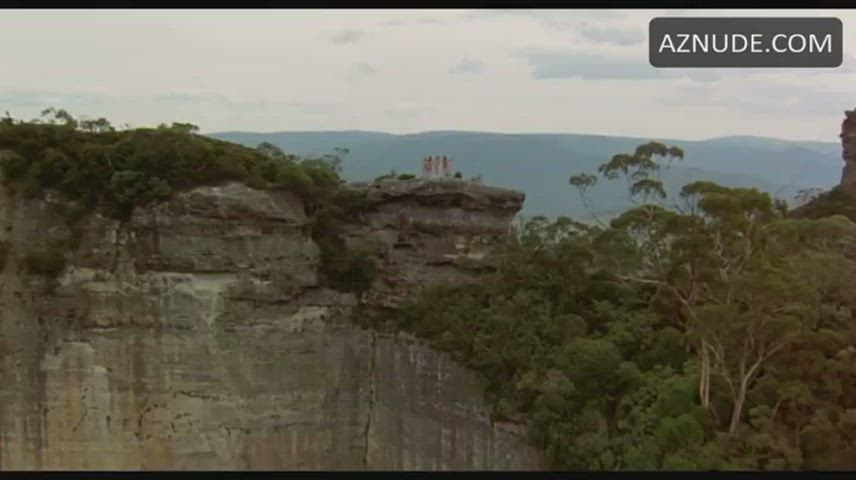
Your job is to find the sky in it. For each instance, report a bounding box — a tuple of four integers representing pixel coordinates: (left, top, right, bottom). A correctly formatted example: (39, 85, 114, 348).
(1, 9, 855, 142)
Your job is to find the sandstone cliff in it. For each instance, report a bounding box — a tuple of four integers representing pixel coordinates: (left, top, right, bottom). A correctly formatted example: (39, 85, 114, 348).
(790, 109, 856, 220)
(840, 109, 856, 191)
(0, 178, 540, 470)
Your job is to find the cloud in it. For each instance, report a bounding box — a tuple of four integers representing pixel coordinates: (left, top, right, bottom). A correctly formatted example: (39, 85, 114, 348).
(349, 63, 377, 75)
(658, 85, 717, 105)
(474, 10, 630, 39)
(479, 10, 623, 24)
(329, 30, 366, 45)
(449, 58, 484, 74)
(279, 100, 342, 115)
(0, 90, 107, 109)
(834, 54, 856, 73)
(714, 54, 856, 79)
(152, 93, 345, 116)
(150, 92, 286, 114)
(661, 81, 853, 116)
(153, 91, 230, 104)
(383, 17, 441, 27)
(579, 25, 645, 46)
(523, 50, 719, 82)
(385, 104, 436, 119)
(668, 69, 719, 82)
(525, 52, 660, 80)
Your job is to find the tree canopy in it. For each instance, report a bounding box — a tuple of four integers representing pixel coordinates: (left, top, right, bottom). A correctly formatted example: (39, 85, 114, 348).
(376, 141, 856, 470)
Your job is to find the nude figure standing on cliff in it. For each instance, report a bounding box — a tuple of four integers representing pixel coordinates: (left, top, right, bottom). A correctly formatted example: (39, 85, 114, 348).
(423, 156, 431, 177)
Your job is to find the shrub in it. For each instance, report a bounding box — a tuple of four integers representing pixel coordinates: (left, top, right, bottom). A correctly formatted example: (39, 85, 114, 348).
(792, 186, 856, 222)
(313, 187, 376, 292)
(375, 169, 398, 181)
(318, 241, 378, 294)
(397, 173, 416, 180)
(332, 188, 370, 217)
(1, 110, 365, 295)
(276, 163, 314, 196)
(0, 110, 345, 220)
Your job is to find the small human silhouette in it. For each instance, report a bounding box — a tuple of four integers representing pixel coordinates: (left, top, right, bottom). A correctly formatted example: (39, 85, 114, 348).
(442, 156, 451, 177)
(433, 155, 440, 176)
(423, 156, 431, 177)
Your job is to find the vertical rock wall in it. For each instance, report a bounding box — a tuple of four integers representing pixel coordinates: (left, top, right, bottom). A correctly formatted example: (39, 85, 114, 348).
(0, 179, 541, 470)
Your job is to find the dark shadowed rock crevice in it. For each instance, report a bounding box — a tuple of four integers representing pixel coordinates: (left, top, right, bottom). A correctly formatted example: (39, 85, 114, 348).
(362, 331, 376, 469)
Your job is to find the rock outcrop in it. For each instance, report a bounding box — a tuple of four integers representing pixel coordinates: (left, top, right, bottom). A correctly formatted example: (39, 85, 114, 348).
(841, 109, 856, 191)
(790, 110, 856, 219)
(344, 179, 524, 309)
(0, 178, 539, 470)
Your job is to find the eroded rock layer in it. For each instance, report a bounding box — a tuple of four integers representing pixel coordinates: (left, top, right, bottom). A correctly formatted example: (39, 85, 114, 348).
(0, 179, 540, 470)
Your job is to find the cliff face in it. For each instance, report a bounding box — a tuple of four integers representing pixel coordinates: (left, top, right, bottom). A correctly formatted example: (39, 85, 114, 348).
(0, 179, 540, 470)
(344, 179, 524, 309)
(841, 109, 856, 191)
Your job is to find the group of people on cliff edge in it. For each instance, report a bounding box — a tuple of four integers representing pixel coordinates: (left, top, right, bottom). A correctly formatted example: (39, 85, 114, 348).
(422, 155, 453, 178)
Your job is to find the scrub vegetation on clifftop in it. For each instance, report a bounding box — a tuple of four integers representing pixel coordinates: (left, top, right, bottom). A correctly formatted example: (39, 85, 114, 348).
(0, 108, 344, 218)
(0, 109, 376, 290)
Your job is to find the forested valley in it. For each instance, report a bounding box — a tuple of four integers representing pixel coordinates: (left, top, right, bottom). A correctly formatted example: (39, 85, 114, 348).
(372, 142, 856, 470)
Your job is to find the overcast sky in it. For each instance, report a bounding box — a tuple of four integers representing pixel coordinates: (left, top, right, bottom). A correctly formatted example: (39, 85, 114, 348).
(1, 9, 855, 142)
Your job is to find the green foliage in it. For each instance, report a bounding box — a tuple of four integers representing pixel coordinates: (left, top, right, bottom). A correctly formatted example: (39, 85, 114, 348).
(373, 170, 416, 182)
(0, 110, 379, 295)
(5, 113, 855, 469)
(256, 141, 287, 159)
(792, 186, 856, 223)
(79, 117, 115, 134)
(380, 141, 856, 470)
(375, 169, 398, 181)
(0, 110, 344, 220)
(379, 213, 700, 469)
(319, 243, 378, 294)
(312, 188, 377, 293)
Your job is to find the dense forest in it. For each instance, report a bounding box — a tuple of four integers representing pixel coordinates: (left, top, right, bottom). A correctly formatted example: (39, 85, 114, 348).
(371, 142, 856, 470)
(2, 110, 855, 470)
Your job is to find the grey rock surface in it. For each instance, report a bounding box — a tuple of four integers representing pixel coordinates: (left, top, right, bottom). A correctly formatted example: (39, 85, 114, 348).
(0, 179, 539, 470)
(841, 109, 856, 190)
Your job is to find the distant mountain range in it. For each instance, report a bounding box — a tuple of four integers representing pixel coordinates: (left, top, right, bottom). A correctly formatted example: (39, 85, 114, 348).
(208, 130, 843, 219)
